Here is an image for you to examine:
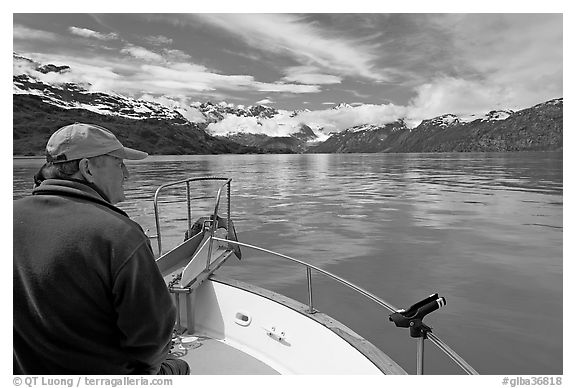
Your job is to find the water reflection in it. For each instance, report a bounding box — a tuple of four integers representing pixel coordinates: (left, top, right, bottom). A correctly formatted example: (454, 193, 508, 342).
(13, 152, 563, 374)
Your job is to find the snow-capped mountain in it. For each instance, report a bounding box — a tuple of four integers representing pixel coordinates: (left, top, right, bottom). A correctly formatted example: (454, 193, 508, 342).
(13, 53, 563, 155)
(420, 114, 462, 128)
(309, 99, 562, 153)
(417, 109, 514, 128)
(14, 55, 192, 124)
(13, 53, 323, 152)
(482, 110, 514, 121)
(14, 80, 188, 124)
(332, 102, 354, 110)
(189, 101, 279, 123)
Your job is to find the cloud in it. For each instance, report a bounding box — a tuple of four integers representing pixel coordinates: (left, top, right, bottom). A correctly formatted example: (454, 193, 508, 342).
(13, 53, 120, 90)
(16, 49, 325, 99)
(205, 103, 409, 138)
(253, 82, 320, 93)
(69, 26, 118, 41)
(207, 115, 263, 136)
(13, 25, 59, 41)
(161, 48, 192, 63)
(13, 55, 40, 77)
(297, 104, 408, 133)
(406, 76, 509, 120)
(283, 66, 342, 85)
(406, 74, 562, 124)
(140, 94, 206, 123)
(137, 63, 253, 92)
(256, 98, 274, 105)
(121, 45, 164, 62)
(14, 14, 561, 125)
(191, 14, 386, 81)
(144, 35, 174, 46)
(118, 62, 321, 96)
(409, 14, 563, 116)
(429, 14, 561, 79)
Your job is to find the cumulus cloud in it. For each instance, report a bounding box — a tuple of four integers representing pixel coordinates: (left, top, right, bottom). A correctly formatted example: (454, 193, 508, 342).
(13, 53, 120, 91)
(297, 104, 408, 133)
(13, 56, 39, 76)
(140, 94, 206, 123)
(405, 74, 561, 124)
(205, 103, 409, 138)
(412, 14, 563, 116)
(406, 77, 510, 120)
(69, 26, 118, 41)
(207, 115, 265, 136)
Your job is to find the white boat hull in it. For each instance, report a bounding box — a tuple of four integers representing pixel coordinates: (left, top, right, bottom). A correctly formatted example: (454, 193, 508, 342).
(172, 276, 406, 374)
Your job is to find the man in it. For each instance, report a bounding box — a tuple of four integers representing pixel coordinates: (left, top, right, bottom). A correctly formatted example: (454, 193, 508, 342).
(13, 123, 189, 375)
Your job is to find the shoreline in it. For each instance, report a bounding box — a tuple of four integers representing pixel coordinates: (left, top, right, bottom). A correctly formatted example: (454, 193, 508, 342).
(13, 149, 563, 159)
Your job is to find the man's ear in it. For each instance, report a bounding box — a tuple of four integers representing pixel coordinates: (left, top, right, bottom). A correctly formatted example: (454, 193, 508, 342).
(78, 158, 95, 183)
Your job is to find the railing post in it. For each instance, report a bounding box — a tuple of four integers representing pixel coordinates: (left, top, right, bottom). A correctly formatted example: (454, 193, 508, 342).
(174, 293, 181, 332)
(153, 194, 162, 255)
(227, 181, 231, 233)
(306, 266, 314, 313)
(416, 337, 425, 374)
(186, 181, 192, 235)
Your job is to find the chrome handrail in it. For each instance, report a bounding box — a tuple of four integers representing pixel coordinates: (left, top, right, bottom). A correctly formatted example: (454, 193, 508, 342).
(152, 176, 478, 375)
(212, 237, 478, 375)
(427, 332, 477, 374)
(212, 238, 398, 312)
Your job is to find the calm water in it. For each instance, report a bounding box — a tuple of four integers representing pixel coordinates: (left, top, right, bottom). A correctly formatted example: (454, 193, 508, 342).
(13, 152, 563, 375)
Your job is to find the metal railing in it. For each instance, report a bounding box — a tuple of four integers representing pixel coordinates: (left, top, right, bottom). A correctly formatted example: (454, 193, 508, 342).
(152, 177, 231, 256)
(152, 176, 478, 375)
(211, 237, 478, 375)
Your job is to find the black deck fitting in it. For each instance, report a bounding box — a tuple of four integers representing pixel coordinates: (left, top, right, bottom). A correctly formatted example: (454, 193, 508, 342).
(389, 293, 446, 338)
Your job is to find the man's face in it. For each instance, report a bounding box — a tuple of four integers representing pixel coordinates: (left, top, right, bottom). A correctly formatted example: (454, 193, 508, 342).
(89, 155, 129, 204)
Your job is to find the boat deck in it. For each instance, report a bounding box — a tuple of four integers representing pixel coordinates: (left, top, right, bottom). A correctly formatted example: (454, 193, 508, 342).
(171, 336, 279, 375)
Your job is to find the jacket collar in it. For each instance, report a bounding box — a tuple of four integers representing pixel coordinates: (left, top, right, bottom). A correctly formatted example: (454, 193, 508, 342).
(32, 179, 128, 217)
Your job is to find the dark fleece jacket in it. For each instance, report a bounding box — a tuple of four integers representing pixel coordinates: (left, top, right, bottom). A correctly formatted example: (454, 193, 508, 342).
(13, 179, 176, 374)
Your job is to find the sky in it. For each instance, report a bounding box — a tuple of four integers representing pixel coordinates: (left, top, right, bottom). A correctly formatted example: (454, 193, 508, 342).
(12, 13, 563, 133)
(4, 7, 574, 384)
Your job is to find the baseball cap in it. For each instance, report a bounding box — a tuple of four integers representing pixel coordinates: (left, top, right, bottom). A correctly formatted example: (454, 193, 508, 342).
(46, 123, 148, 163)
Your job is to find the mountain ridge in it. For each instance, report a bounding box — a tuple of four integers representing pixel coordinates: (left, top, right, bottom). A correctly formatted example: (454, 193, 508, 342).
(13, 53, 562, 155)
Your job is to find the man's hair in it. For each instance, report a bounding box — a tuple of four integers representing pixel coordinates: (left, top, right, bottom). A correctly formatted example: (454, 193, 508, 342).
(39, 160, 81, 181)
(34, 156, 108, 186)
